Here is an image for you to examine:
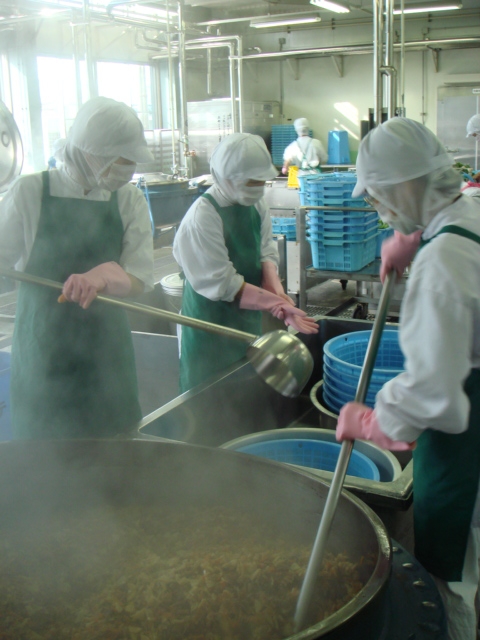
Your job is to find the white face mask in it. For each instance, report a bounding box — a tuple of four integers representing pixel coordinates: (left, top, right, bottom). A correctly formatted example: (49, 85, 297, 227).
(236, 185, 265, 206)
(98, 162, 136, 192)
(375, 201, 418, 235)
(220, 180, 265, 206)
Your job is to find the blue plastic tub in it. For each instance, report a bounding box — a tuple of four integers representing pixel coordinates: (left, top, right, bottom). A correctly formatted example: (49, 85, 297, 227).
(309, 233, 377, 271)
(328, 130, 351, 165)
(236, 438, 380, 480)
(0, 352, 12, 441)
(324, 330, 405, 380)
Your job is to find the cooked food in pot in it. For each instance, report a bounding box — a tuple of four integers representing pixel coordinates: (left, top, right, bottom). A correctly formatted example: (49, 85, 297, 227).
(0, 504, 372, 639)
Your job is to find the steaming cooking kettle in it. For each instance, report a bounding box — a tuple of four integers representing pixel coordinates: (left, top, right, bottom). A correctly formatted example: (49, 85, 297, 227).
(0, 100, 23, 193)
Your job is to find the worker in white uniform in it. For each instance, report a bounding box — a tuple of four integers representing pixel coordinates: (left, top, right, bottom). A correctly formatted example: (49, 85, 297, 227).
(0, 96, 154, 439)
(335, 117, 480, 640)
(462, 114, 480, 197)
(173, 132, 318, 393)
(282, 118, 328, 176)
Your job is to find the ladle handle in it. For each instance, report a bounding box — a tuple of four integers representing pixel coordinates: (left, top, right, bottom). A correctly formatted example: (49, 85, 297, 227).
(294, 270, 397, 632)
(0, 268, 257, 344)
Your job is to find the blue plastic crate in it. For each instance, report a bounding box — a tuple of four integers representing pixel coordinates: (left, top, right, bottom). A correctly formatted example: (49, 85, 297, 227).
(307, 212, 379, 231)
(0, 352, 12, 441)
(308, 228, 378, 243)
(271, 216, 295, 226)
(307, 210, 376, 223)
(309, 233, 377, 271)
(273, 229, 296, 240)
(323, 330, 405, 381)
(236, 438, 379, 480)
(376, 227, 395, 258)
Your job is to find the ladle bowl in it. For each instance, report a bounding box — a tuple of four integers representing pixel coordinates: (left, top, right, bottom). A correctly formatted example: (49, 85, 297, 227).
(248, 330, 314, 398)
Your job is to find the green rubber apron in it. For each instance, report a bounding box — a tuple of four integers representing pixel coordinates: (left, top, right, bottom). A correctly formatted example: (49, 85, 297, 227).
(179, 193, 262, 393)
(10, 172, 142, 439)
(414, 224, 480, 581)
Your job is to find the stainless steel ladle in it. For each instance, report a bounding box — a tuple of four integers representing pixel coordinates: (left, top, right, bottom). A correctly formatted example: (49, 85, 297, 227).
(294, 270, 396, 632)
(0, 268, 314, 398)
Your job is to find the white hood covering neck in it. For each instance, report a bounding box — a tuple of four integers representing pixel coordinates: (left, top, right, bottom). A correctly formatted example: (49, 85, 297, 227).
(353, 118, 461, 229)
(63, 96, 153, 191)
(210, 133, 278, 206)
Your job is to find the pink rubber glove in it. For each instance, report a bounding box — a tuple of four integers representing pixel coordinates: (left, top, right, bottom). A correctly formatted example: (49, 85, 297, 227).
(380, 230, 423, 283)
(61, 262, 132, 309)
(336, 402, 415, 451)
(281, 166, 288, 175)
(261, 261, 295, 305)
(239, 283, 318, 334)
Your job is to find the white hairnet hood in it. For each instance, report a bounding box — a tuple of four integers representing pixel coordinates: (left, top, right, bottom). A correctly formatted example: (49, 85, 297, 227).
(466, 114, 480, 137)
(63, 97, 153, 190)
(210, 133, 277, 183)
(209, 133, 277, 206)
(294, 118, 309, 136)
(353, 118, 461, 229)
(66, 97, 153, 163)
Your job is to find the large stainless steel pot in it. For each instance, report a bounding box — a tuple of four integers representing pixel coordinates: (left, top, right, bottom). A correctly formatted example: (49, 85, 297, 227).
(0, 440, 391, 639)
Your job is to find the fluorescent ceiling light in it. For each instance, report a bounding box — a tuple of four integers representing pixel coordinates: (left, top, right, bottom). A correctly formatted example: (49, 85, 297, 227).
(250, 14, 321, 28)
(310, 0, 350, 14)
(393, 2, 462, 13)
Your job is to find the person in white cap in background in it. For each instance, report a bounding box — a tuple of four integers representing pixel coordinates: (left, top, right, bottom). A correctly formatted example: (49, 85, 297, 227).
(461, 114, 480, 197)
(335, 117, 480, 640)
(281, 118, 328, 177)
(173, 132, 318, 393)
(0, 96, 154, 439)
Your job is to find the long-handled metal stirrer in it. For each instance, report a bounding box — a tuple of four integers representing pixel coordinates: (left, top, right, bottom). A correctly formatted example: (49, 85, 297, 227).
(294, 270, 396, 632)
(0, 268, 314, 398)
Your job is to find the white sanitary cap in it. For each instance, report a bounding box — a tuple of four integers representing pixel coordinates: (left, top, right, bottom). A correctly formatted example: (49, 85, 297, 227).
(353, 118, 461, 228)
(210, 133, 278, 183)
(466, 114, 480, 137)
(353, 118, 453, 198)
(66, 96, 153, 163)
(52, 138, 66, 162)
(294, 118, 310, 136)
(63, 96, 153, 190)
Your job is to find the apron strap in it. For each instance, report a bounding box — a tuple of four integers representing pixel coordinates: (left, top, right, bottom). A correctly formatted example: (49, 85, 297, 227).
(421, 224, 480, 248)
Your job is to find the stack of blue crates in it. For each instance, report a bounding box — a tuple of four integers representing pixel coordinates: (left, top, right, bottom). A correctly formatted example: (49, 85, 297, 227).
(271, 216, 296, 240)
(270, 125, 313, 166)
(299, 172, 379, 271)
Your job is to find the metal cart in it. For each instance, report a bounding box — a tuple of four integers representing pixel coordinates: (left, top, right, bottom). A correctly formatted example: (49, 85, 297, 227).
(296, 204, 407, 317)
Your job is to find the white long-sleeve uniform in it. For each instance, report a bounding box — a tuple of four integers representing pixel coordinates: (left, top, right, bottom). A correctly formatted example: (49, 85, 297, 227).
(0, 168, 154, 291)
(283, 136, 328, 170)
(173, 183, 279, 302)
(376, 195, 480, 444)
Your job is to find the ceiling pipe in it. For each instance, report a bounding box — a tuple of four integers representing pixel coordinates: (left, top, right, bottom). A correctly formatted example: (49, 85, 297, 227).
(231, 37, 480, 61)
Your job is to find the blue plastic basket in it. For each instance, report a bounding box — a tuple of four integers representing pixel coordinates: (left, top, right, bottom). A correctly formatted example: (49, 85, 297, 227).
(324, 331, 405, 380)
(323, 359, 385, 391)
(309, 233, 377, 271)
(236, 438, 380, 480)
(0, 352, 12, 442)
